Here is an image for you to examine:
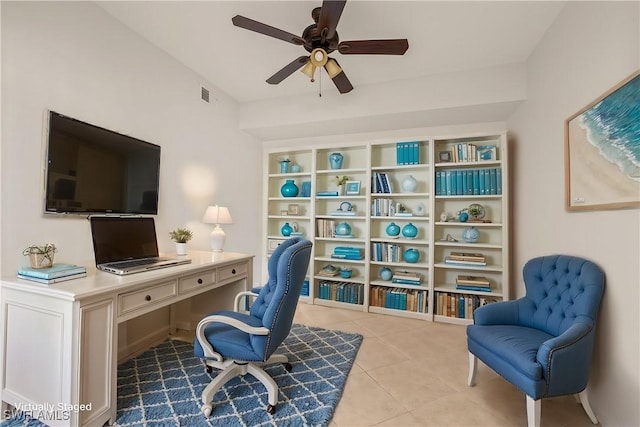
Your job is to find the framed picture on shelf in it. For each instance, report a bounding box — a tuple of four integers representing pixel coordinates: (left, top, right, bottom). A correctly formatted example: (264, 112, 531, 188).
(565, 70, 640, 211)
(287, 204, 299, 215)
(439, 151, 452, 162)
(280, 210, 288, 216)
(345, 181, 361, 195)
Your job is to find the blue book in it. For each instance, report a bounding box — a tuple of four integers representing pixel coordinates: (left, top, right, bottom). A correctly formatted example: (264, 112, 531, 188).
(456, 284, 492, 292)
(489, 168, 497, 195)
(410, 141, 419, 164)
(316, 191, 339, 196)
(472, 170, 480, 195)
(455, 170, 463, 195)
(403, 143, 410, 166)
(17, 263, 86, 279)
(479, 169, 486, 195)
(458, 296, 465, 318)
(445, 170, 453, 195)
(435, 171, 442, 196)
(391, 278, 422, 285)
(396, 143, 405, 165)
(496, 168, 502, 195)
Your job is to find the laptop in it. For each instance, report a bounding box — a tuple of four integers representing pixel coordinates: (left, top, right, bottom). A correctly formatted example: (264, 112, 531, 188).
(90, 216, 191, 275)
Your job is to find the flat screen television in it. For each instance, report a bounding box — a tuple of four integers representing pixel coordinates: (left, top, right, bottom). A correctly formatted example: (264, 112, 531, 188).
(44, 111, 161, 215)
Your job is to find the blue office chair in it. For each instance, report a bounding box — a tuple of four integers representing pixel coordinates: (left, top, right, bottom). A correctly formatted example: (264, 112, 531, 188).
(467, 255, 605, 427)
(194, 237, 312, 417)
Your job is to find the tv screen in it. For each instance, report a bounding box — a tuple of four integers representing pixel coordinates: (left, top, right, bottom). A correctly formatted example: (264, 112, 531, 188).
(44, 111, 161, 215)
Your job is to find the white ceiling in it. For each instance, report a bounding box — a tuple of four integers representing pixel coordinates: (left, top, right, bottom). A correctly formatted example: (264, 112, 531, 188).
(96, 1, 565, 105)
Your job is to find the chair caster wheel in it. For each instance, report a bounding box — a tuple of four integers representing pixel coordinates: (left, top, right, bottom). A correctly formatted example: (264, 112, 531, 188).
(205, 366, 213, 374)
(201, 405, 212, 417)
(267, 404, 276, 414)
(284, 362, 292, 372)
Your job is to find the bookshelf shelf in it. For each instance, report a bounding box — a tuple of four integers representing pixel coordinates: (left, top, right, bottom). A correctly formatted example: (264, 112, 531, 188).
(263, 131, 508, 325)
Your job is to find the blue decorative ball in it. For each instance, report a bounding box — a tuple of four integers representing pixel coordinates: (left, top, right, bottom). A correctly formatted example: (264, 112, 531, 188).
(458, 212, 469, 222)
(280, 179, 299, 197)
(401, 223, 418, 239)
(335, 222, 352, 236)
(386, 222, 400, 237)
(403, 248, 420, 263)
(462, 226, 480, 243)
(379, 267, 392, 281)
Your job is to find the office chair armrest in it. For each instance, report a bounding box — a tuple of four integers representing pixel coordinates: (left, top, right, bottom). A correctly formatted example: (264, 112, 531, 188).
(536, 320, 594, 390)
(195, 314, 270, 359)
(234, 291, 260, 312)
(473, 300, 520, 325)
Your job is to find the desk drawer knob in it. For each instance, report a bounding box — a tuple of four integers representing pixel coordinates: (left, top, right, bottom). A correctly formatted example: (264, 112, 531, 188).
(197, 278, 203, 284)
(232, 269, 236, 274)
(145, 295, 151, 301)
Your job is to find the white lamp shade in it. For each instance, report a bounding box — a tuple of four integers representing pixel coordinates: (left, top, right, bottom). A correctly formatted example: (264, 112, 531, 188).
(202, 206, 233, 225)
(203, 206, 232, 252)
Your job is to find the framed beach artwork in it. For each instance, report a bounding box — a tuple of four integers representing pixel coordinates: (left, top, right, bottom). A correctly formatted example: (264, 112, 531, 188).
(565, 70, 640, 211)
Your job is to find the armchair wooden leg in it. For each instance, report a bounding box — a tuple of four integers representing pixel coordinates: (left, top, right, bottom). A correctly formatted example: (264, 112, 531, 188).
(526, 395, 541, 427)
(577, 390, 598, 424)
(467, 352, 478, 386)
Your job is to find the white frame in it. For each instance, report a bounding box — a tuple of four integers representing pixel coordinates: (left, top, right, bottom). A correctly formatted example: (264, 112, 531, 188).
(345, 180, 361, 195)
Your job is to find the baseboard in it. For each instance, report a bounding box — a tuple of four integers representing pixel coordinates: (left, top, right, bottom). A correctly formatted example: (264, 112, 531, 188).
(118, 326, 170, 363)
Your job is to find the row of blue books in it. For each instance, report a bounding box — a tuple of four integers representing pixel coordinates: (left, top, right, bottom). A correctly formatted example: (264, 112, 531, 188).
(371, 242, 402, 263)
(435, 292, 498, 319)
(396, 141, 421, 165)
(330, 246, 363, 260)
(372, 172, 393, 194)
(370, 286, 426, 312)
(17, 263, 87, 285)
(435, 168, 502, 196)
(317, 281, 364, 305)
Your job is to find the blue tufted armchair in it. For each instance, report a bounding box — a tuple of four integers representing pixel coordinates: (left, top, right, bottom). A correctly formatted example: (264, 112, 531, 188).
(467, 255, 605, 427)
(194, 237, 312, 417)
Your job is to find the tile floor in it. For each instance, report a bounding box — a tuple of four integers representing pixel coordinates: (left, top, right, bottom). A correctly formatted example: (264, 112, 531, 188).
(293, 303, 598, 427)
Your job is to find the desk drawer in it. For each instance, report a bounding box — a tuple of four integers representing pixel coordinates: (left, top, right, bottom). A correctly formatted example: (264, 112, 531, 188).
(118, 280, 177, 316)
(218, 262, 247, 282)
(178, 270, 216, 294)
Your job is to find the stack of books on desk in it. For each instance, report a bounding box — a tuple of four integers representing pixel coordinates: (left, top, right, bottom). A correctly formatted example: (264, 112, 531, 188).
(331, 247, 364, 260)
(391, 271, 422, 285)
(455, 275, 492, 292)
(444, 252, 487, 266)
(17, 263, 87, 285)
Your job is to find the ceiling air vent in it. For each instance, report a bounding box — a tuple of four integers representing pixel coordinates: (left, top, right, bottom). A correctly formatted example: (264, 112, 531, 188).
(200, 86, 210, 103)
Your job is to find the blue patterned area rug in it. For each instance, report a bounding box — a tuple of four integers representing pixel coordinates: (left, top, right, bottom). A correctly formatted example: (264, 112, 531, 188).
(1, 324, 362, 427)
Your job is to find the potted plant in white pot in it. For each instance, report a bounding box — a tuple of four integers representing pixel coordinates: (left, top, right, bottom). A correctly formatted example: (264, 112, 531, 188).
(335, 175, 349, 196)
(169, 228, 193, 256)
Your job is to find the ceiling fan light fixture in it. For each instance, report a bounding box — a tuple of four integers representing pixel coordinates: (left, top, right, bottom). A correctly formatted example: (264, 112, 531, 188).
(309, 48, 328, 67)
(325, 58, 342, 79)
(301, 61, 316, 81)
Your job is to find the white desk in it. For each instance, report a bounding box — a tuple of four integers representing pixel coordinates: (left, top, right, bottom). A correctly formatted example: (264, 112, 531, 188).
(0, 251, 253, 426)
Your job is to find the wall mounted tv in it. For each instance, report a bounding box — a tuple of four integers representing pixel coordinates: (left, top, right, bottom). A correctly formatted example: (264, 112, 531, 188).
(44, 111, 161, 215)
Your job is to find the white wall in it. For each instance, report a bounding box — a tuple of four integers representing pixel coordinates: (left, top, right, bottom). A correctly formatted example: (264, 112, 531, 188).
(507, 2, 639, 426)
(1, 2, 263, 279)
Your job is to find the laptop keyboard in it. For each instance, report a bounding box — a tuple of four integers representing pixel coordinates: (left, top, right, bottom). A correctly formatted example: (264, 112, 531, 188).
(110, 258, 166, 269)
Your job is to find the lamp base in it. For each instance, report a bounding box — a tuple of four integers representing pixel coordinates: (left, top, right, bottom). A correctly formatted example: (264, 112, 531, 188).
(210, 226, 226, 252)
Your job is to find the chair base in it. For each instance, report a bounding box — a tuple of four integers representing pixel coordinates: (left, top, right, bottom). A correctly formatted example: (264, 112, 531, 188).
(467, 352, 598, 427)
(201, 353, 289, 417)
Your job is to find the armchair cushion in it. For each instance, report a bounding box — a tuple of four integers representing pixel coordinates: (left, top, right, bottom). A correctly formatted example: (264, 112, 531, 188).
(193, 310, 265, 362)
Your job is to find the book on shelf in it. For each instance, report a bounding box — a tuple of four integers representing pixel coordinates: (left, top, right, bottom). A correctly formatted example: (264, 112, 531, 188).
(330, 253, 364, 260)
(444, 258, 487, 266)
(330, 211, 357, 216)
(394, 212, 413, 217)
(392, 271, 421, 280)
(334, 247, 363, 255)
(17, 272, 87, 285)
(448, 252, 486, 262)
(455, 284, 492, 292)
(17, 263, 86, 279)
(316, 191, 339, 196)
(392, 278, 422, 285)
(456, 275, 491, 285)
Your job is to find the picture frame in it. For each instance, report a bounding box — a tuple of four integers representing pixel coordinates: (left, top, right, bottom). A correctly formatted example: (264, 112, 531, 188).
(439, 151, 452, 162)
(345, 180, 361, 195)
(565, 70, 640, 211)
(287, 204, 299, 215)
(280, 210, 288, 216)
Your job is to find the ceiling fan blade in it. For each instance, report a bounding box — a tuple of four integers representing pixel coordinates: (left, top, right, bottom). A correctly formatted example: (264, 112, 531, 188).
(327, 59, 353, 94)
(266, 56, 310, 85)
(232, 15, 305, 46)
(338, 39, 409, 55)
(317, 0, 347, 40)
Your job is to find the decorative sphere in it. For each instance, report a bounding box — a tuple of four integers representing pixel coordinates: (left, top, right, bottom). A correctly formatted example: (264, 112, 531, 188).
(379, 267, 393, 281)
(458, 212, 469, 222)
(280, 179, 299, 197)
(462, 226, 480, 243)
(401, 175, 418, 192)
(335, 222, 352, 236)
(281, 222, 293, 236)
(401, 223, 418, 239)
(386, 222, 400, 237)
(403, 248, 420, 263)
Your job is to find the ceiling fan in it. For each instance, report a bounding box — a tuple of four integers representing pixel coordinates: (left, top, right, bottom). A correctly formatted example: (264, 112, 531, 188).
(232, 0, 409, 94)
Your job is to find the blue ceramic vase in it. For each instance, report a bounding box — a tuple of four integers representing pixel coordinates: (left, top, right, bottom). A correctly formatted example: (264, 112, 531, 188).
(462, 226, 480, 243)
(329, 152, 344, 169)
(386, 222, 400, 238)
(401, 223, 418, 239)
(403, 248, 420, 263)
(281, 222, 293, 236)
(379, 267, 392, 281)
(335, 222, 352, 236)
(279, 160, 290, 174)
(280, 179, 299, 197)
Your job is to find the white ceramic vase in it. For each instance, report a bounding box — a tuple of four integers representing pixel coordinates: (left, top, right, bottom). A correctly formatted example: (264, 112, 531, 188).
(176, 242, 187, 256)
(401, 175, 418, 192)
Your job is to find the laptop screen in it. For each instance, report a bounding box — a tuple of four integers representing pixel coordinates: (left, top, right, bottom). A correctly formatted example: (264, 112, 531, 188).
(90, 217, 160, 265)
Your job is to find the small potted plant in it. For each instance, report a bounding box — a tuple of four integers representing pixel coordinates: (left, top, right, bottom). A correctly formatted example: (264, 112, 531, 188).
(23, 243, 57, 269)
(335, 175, 349, 195)
(169, 228, 193, 256)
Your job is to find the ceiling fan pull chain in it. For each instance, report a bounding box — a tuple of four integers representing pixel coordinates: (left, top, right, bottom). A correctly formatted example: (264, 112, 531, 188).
(319, 71, 322, 97)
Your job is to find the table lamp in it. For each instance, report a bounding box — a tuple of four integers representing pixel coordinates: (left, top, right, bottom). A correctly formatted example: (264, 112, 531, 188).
(202, 205, 233, 252)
